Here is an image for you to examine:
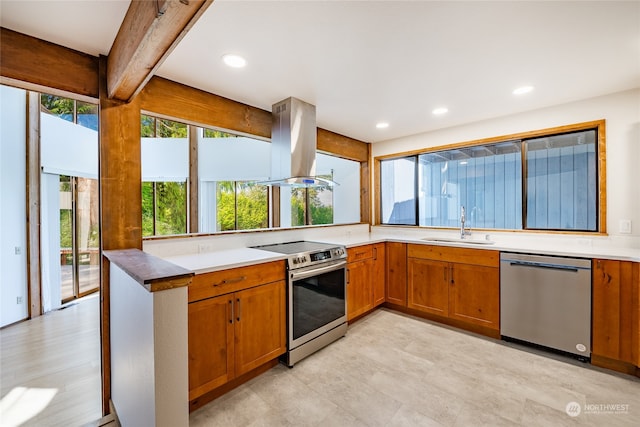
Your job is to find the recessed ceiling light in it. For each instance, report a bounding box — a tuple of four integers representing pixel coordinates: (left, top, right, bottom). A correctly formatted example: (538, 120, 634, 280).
(513, 85, 534, 95)
(222, 54, 247, 68)
(432, 107, 448, 116)
(376, 122, 389, 129)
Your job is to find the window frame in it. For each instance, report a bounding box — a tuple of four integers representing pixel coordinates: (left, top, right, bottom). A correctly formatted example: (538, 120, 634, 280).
(375, 120, 606, 234)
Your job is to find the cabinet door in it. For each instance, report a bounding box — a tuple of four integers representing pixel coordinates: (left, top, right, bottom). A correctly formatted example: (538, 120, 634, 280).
(347, 258, 374, 320)
(407, 258, 449, 316)
(188, 295, 234, 400)
(386, 242, 407, 306)
(234, 280, 286, 376)
(593, 259, 637, 364)
(372, 243, 386, 307)
(449, 263, 499, 330)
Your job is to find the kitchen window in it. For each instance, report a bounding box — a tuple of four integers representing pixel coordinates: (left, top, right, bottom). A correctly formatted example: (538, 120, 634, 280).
(290, 173, 334, 226)
(141, 114, 188, 138)
(377, 121, 604, 233)
(380, 157, 417, 225)
(141, 115, 189, 236)
(417, 141, 523, 229)
(39, 92, 101, 304)
(142, 181, 187, 236)
(214, 181, 268, 231)
(198, 127, 271, 233)
(140, 115, 362, 236)
(525, 130, 597, 231)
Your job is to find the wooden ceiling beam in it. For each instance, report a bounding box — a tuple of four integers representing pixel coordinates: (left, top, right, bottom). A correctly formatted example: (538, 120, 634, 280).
(107, 0, 213, 102)
(0, 27, 99, 98)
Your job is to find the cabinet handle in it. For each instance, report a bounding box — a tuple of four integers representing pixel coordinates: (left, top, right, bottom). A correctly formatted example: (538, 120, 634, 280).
(443, 266, 447, 282)
(228, 300, 233, 324)
(236, 298, 241, 322)
(346, 269, 350, 284)
(212, 276, 246, 287)
(374, 247, 378, 261)
(450, 266, 454, 285)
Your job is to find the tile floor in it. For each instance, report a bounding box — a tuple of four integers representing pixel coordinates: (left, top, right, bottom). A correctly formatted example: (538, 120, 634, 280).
(190, 309, 640, 427)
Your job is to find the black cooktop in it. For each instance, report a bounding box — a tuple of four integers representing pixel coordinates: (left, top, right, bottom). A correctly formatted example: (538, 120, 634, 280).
(253, 241, 341, 255)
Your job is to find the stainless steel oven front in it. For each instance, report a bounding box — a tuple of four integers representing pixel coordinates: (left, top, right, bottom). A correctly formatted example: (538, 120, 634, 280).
(286, 259, 347, 366)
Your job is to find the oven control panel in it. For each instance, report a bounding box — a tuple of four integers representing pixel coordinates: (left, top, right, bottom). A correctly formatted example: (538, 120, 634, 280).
(288, 246, 346, 270)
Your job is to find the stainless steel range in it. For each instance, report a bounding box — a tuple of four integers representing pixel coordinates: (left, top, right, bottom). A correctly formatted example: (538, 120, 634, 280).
(254, 241, 347, 366)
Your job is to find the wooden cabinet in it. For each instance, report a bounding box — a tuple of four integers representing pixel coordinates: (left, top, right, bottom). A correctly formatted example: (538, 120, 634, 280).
(233, 281, 287, 375)
(188, 295, 234, 398)
(346, 243, 386, 320)
(592, 259, 640, 367)
(372, 243, 386, 306)
(448, 262, 499, 328)
(347, 253, 373, 320)
(407, 244, 499, 331)
(407, 258, 449, 316)
(386, 242, 407, 306)
(188, 262, 286, 402)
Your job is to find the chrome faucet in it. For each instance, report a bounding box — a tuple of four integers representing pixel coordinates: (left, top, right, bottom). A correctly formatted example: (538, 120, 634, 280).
(460, 205, 471, 239)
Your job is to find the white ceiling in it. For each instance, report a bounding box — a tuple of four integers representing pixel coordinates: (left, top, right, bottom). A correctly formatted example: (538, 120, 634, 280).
(1, 1, 639, 143)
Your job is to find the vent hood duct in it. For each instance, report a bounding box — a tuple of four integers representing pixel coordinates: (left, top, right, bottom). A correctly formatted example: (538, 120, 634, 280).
(260, 97, 337, 187)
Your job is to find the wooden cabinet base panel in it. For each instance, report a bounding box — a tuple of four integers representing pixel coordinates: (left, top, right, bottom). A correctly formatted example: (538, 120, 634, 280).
(347, 306, 378, 325)
(591, 354, 640, 378)
(189, 359, 279, 412)
(382, 303, 501, 340)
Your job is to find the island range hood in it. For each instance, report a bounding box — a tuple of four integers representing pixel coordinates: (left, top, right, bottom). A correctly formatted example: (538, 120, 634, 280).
(261, 97, 337, 187)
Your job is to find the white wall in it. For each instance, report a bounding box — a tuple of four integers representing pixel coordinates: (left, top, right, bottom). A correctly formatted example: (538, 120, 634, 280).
(372, 89, 640, 246)
(0, 85, 28, 327)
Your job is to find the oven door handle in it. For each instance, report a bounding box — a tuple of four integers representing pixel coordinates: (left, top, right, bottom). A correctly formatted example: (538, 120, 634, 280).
(290, 260, 347, 281)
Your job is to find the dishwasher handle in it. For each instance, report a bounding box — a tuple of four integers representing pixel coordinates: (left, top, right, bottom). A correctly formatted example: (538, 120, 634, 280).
(506, 260, 580, 273)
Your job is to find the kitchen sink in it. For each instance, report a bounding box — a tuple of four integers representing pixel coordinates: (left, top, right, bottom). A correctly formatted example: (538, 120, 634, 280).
(421, 236, 495, 245)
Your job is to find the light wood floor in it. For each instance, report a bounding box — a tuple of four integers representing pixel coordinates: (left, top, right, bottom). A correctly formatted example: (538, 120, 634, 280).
(191, 309, 640, 426)
(0, 294, 102, 427)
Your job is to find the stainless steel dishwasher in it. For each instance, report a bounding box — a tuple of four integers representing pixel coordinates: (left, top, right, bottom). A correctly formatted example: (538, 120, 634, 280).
(500, 253, 592, 360)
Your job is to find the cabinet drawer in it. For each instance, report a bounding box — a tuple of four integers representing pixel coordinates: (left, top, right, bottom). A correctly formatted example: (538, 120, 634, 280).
(407, 244, 498, 268)
(189, 261, 285, 302)
(347, 245, 374, 262)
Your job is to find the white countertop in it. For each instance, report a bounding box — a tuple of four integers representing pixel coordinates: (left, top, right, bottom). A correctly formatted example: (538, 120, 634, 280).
(315, 232, 640, 262)
(163, 247, 287, 274)
(160, 231, 639, 275)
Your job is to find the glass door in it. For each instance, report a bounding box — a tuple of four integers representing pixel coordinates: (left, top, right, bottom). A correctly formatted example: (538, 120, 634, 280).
(59, 175, 99, 303)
